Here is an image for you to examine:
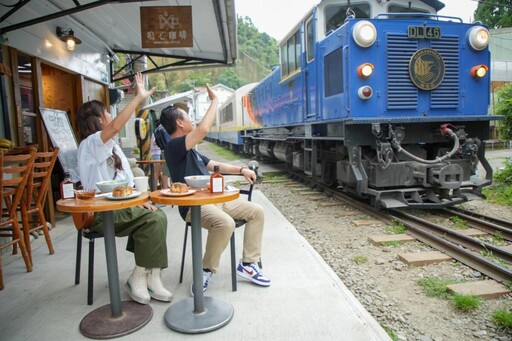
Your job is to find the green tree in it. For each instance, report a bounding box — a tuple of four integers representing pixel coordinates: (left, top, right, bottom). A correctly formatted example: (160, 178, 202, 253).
(495, 83, 512, 139)
(474, 0, 512, 28)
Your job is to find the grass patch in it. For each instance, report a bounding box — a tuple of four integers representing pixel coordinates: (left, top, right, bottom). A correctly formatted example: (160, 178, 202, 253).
(382, 326, 398, 341)
(207, 144, 242, 161)
(491, 231, 505, 244)
(350, 255, 368, 264)
(451, 293, 482, 312)
(417, 277, 459, 299)
(482, 185, 512, 206)
(480, 248, 510, 269)
(381, 241, 403, 247)
(261, 171, 287, 181)
(492, 308, 512, 331)
(384, 219, 407, 234)
(449, 216, 469, 230)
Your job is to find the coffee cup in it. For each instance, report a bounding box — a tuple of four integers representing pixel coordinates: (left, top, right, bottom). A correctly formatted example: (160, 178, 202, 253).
(133, 176, 149, 192)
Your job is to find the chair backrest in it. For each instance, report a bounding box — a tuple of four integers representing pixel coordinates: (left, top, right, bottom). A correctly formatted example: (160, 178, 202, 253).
(24, 147, 59, 211)
(2, 147, 37, 219)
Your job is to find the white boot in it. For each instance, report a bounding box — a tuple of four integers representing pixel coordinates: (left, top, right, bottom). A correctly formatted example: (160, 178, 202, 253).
(147, 268, 173, 302)
(125, 265, 150, 304)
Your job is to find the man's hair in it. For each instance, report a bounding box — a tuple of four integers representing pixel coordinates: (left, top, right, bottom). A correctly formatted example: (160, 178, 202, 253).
(160, 105, 183, 135)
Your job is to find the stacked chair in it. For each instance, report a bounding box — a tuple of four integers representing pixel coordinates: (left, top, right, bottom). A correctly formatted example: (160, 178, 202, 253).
(0, 147, 36, 290)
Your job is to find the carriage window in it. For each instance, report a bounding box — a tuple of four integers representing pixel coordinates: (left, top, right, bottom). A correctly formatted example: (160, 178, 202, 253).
(281, 29, 301, 78)
(306, 17, 314, 63)
(325, 4, 370, 34)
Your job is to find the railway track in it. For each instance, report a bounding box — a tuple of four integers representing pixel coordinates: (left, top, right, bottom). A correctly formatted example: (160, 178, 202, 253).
(283, 171, 512, 284)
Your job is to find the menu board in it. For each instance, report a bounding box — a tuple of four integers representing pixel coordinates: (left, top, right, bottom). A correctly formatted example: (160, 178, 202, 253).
(40, 107, 80, 182)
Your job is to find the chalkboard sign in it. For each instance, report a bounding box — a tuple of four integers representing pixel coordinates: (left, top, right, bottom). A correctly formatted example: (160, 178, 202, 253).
(40, 107, 80, 182)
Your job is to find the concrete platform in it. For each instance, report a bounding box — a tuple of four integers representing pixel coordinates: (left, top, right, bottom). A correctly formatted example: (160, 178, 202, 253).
(0, 190, 390, 340)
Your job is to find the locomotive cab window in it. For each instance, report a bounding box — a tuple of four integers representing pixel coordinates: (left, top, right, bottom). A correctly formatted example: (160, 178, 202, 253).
(387, 5, 432, 18)
(280, 30, 301, 79)
(325, 4, 370, 34)
(306, 16, 314, 63)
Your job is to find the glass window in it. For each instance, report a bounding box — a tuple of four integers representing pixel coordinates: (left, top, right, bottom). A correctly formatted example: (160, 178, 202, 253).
(306, 17, 314, 63)
(17, 52, 37, 145)
(281, 44, 288, 77)
(325, 4, 370, 34)
(387, 5, 431, 18)
(288, 34, 296, 75)
(294, 31, 301, 71)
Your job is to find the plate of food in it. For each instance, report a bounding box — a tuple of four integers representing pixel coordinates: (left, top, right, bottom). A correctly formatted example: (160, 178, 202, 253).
(161, 182, 196, 197)
(105, 185, 141, 200)
(161, 189, 196, 197)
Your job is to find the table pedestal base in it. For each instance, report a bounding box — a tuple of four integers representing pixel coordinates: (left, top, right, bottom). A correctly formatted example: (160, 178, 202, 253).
(164, 297, 233, 333)
(80, 301, 152, 339)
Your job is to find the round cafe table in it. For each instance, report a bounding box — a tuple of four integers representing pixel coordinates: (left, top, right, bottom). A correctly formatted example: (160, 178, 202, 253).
(150, 189, 239, 333)
(57, 192, 151, 339)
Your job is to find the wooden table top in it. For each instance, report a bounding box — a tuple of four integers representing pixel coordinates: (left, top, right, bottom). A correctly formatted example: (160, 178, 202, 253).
(56, 192, 150, 213)
(150, 189, 239, 206)
(136, 160, 166, 165)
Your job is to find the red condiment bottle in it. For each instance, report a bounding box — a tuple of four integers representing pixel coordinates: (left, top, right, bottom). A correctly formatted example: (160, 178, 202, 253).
(60, 171, 75, 199)
(210, 165, 224, 193)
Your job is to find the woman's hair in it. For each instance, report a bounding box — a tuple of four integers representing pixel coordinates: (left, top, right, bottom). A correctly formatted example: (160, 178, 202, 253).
(77, 100, 106, 140)
(160, 105, 183, 135)
(76, 99, 123, 170)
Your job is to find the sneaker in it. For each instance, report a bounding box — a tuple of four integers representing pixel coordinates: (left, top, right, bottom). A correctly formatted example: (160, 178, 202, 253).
(236, 260, 271, 287)
(190, 270, 213, 296)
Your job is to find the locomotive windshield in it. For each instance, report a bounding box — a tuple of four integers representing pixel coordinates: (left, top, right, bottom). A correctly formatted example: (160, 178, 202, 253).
(387, 4, 432, 18)
(325, 4, 370, 33)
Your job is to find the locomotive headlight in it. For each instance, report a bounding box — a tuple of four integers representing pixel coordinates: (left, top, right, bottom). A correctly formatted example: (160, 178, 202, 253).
(358, 86, 373, 99)
(357, 63, 374, 78)
(352, 21, 377, 48)
(470, 64, 488, 79)
(468, 26, 490, 51)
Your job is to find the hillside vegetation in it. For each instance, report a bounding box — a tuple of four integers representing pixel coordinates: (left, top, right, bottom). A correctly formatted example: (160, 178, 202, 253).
(115, 16, 279, 94)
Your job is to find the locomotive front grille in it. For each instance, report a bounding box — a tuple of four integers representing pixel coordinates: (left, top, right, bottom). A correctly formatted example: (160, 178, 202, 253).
(430, 36, 460, 108)
(387, 34, 419, 109)
(386, 33, 460, 111)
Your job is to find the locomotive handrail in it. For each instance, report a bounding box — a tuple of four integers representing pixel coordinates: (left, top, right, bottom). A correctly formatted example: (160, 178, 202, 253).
(374, 13, 463, 23)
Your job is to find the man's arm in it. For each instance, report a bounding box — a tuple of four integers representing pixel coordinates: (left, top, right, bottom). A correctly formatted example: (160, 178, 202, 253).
(185, 84, 218, 150)
(206, 161, 256, 184)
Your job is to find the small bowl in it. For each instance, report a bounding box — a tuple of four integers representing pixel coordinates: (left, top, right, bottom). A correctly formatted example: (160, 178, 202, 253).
(96, 180, 129, 193)
(184, 175, 210, 188)
(75, 189, 96, 200)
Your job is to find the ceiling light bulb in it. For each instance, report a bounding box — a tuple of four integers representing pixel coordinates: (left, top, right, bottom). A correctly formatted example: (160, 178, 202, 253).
(67, 38, 75, 51)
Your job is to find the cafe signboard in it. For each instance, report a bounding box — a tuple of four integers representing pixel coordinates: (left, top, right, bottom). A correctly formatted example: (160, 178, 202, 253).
(140, 6, 193, 48)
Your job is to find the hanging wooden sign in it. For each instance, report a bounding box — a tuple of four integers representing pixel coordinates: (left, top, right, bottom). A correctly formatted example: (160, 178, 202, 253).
(140, 6, 193, 48)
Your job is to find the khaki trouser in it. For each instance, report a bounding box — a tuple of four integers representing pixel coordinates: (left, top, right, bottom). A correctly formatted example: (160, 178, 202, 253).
(92, 207, 168, 269)
(186, 197, 264, 273)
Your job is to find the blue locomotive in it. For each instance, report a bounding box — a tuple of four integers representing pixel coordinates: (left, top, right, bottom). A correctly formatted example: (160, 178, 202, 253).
(211, 0, 498, 208)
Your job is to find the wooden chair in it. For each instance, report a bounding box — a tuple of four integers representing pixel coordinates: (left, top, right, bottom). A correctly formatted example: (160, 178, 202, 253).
(18, 148, 59, 263)
(0, 147, 36, 290)
(178, 183, 262, 291)
(72, 212, 103, 305)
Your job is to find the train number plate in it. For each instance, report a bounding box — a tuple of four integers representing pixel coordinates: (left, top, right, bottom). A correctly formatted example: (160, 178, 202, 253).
(408, 26, 441, 39)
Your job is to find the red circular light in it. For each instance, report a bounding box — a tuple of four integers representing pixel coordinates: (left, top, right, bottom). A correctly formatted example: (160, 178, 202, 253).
(362, 86, 372, 97)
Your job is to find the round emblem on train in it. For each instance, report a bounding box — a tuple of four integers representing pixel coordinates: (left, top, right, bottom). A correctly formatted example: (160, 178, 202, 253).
(409, 48, 445, 90)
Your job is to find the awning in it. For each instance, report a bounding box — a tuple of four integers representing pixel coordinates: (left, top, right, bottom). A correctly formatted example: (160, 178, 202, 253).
(0, 0, 237, 82)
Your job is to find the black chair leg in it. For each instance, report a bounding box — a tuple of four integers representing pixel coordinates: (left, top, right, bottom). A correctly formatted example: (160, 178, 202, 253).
(75, 231, 82, 285)
(87, 237, 95, 305)
(230, 233, 237, 292)
(179, 224, 189, 283)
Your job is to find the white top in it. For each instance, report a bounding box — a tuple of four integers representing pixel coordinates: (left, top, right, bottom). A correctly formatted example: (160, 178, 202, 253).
(77, 131, 134, 190)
